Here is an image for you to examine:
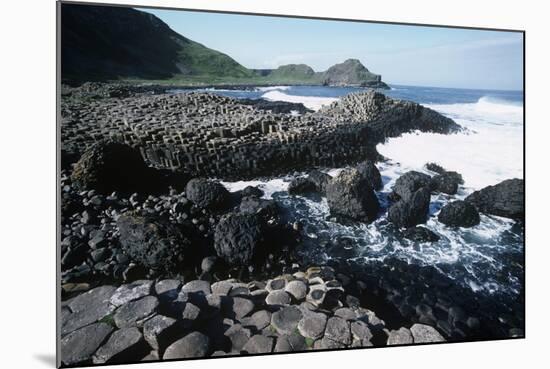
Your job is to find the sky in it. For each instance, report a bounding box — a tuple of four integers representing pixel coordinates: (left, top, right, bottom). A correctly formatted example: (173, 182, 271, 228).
(142, 8, 523, 91)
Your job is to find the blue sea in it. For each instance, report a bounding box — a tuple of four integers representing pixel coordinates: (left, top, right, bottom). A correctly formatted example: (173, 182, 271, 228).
(170, 84, 524, 309)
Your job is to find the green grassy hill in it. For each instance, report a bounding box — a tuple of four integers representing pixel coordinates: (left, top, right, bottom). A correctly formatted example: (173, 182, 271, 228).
(61, 3, 253, 83)
(61, 4, 388, 88)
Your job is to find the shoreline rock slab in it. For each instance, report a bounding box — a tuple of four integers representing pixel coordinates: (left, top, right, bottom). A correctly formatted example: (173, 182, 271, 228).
(163, 332, 211, 359)
(271, 306, 303, 335)
(387, 327, 414, 345)
(93, 327, 148, 364)
(61, 323, 114, 366)
(465, 178, 524, 220)
(410, 324, 446, 343)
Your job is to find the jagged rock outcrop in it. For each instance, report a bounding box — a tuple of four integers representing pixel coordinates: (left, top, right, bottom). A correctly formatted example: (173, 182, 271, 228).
(388, 187, 431, 228)
(465, 179, 524, 220)
(355, 160, 383, 191)
(326, 168, 380, 222)
(391, 171, 432, 201)
(438, 201, 481, 227)
(319, 91, 461, 141)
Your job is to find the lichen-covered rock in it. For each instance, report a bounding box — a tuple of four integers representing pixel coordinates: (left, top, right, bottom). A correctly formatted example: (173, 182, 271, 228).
(117, 214, 192, 273)
(326, 168, 380, 222)
(214, 213, 264, 265)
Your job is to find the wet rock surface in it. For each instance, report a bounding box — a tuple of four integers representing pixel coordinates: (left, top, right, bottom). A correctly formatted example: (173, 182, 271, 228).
(465, 178, 524, 220)
(388, 187, 431, 228)
(438, 201, 481, 228)
(326, 168, 380, 222)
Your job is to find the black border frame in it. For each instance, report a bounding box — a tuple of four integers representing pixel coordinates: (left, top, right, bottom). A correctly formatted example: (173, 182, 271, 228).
(56, 1, 526, 368)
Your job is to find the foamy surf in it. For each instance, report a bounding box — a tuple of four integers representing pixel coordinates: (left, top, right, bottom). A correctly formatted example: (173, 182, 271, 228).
(261, 90, 338, 111)
(185, 85, 522, 298)
(256, 86, 291, 92)
(378, 96, 523, 190)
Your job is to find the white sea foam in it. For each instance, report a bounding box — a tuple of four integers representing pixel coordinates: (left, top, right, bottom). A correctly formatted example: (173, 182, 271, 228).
(220, 178, 290, 199)
(256, 86, 291, 92)
(261, 90, 338, 111)
(378, 96, 524, 190)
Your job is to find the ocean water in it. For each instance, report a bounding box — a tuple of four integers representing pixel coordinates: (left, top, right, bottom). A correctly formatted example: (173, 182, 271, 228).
(172, 85, 524, 304)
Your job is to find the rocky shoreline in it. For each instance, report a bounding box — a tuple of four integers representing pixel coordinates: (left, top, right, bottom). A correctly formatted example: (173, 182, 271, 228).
(61, 83, 459, 179)
(60, 83, 524, 366)
(61, 268, 447, 366)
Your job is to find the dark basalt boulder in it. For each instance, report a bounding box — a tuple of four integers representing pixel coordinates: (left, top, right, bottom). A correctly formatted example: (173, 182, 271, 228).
(241, 186, 264, 198)
(425, 162, 446, 174)
(71, 142, 150, 194)
(185, 178, 230, 210)
(438, 200, 480, 227)
(239, 196, 281, 226)
(288, 177, 318, 195)
(465, 179, 524, 220)
(117, 214, 193, 273)
(213, 213, 265, 265)
(402, 226, 440, 242)
(308, 170, 332, 194)
(430, 172, 462, 195)
(391, 171, 432, 200)
(70, 141, 189, 194)
(326, 168, 380, 222)
(355, 160, 383, 190)
(388, 187, 431, 228)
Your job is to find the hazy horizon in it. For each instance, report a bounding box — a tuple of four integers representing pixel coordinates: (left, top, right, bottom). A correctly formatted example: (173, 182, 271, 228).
(141, 7, 523, 91)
